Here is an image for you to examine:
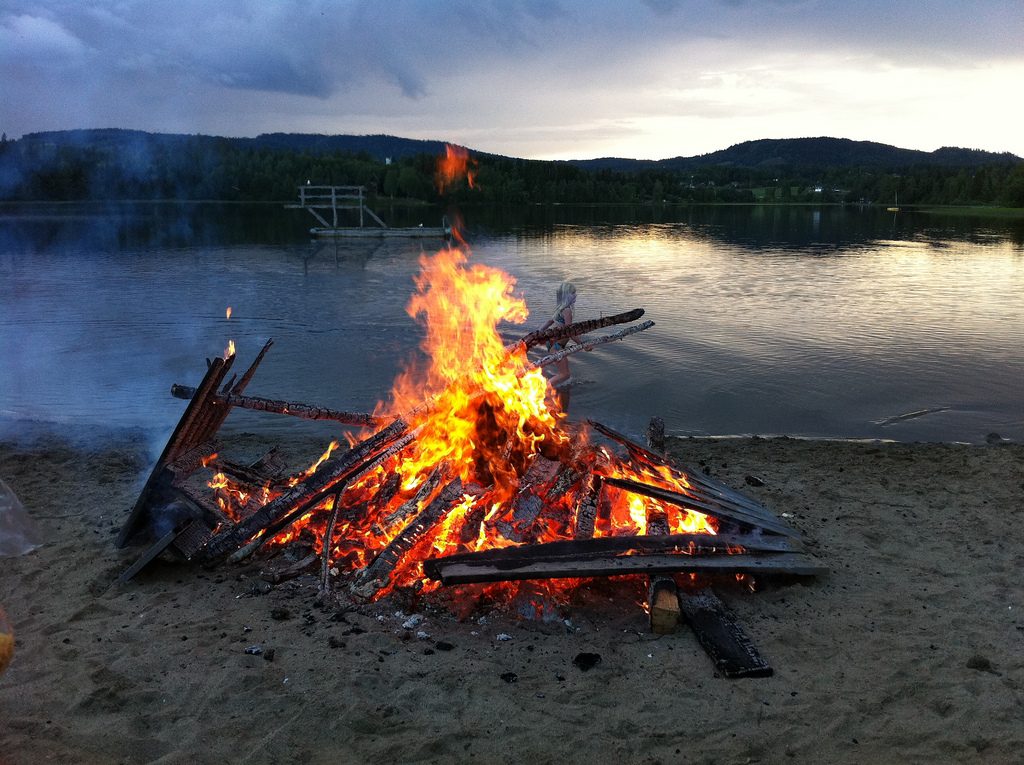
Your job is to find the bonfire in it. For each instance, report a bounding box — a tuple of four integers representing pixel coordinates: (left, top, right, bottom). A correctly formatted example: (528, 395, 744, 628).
(117, 146, 823, 676)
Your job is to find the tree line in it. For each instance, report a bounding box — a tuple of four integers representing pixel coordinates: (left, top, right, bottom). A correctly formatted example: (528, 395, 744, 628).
(1, 132, 1022, 207)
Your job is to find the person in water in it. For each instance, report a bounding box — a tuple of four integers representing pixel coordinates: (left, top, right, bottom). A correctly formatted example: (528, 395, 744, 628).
(537, 281, 585, 395)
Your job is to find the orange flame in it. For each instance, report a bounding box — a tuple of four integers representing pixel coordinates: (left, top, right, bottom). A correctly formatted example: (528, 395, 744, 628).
(436, 145, 476, 193)
(224, 339, 235, 359)
(226, 306, 232, 320)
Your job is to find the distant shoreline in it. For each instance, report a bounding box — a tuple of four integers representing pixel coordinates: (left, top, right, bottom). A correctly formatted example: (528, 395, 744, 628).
(1, 199, 1021, 214)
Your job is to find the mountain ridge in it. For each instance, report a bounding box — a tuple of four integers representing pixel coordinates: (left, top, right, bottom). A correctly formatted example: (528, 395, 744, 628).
(15, 129, 1020, 170)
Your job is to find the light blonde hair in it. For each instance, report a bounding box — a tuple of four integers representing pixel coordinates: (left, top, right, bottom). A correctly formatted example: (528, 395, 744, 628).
(555, 281, 577, 313)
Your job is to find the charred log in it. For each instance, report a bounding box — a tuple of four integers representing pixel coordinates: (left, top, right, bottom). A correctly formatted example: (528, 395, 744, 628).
(170, 385, 381, 427)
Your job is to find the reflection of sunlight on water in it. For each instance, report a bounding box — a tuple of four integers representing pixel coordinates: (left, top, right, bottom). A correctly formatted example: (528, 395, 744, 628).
(1, 206, 1022, 443)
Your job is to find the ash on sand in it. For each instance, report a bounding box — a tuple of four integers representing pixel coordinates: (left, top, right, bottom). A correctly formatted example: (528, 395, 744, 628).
(1, 427, 1022, 764)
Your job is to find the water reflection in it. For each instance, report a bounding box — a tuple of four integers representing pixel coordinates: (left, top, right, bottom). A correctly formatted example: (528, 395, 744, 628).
(1, 203, 1021, 444)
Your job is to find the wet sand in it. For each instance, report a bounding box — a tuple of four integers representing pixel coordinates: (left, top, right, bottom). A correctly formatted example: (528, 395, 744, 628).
(1, 428, 1022, 764)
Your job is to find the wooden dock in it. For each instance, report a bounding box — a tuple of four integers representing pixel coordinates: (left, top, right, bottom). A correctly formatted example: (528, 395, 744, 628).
(285, 185, 450, 238)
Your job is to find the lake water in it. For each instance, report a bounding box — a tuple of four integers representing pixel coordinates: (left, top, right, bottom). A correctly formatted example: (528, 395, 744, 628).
(1, 202, 1022, 445)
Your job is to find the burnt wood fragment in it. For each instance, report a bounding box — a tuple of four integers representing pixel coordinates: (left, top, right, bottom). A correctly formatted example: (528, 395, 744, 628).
(573, 473, 603, 540)
(678, 589, 773, 678)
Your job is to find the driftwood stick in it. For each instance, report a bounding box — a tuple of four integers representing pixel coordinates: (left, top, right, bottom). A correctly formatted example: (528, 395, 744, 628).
(351, 477, 464, 600)
(231, 338, 274, 395)
(512, 308, 645, 350)
(319, 488, 346, 595)
(170, 385, 382, 428)
(533, 321, 655, 368)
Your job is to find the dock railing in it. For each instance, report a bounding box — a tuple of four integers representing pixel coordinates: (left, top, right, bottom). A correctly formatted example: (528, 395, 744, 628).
(285, 185, 386, 229)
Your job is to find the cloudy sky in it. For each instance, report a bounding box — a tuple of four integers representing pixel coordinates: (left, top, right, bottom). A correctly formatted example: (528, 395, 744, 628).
(2, 0, 1022, 160)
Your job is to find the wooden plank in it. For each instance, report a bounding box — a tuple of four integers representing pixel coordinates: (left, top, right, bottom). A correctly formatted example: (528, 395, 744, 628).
(602, 476, 799, 538)
(422, 530, 796, 579)
(429, 551, 826, 585)
(678, 589, 773, 678)
(117, 528, 179, 583)
(118, 356, 231, 547)
(533, 321, 655, 369)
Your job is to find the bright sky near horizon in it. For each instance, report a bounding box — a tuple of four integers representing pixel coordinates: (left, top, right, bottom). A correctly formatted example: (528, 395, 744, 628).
(2, 0, 1023, 160)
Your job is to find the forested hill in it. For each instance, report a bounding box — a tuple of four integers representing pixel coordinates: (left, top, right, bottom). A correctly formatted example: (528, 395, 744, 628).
(11, 129, 454, 161)
(1, 129, 1022, 206)
(570, 138, 1021, 172)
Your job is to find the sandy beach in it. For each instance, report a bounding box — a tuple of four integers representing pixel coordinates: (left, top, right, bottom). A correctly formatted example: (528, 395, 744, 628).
(1, 427, 1022, 764)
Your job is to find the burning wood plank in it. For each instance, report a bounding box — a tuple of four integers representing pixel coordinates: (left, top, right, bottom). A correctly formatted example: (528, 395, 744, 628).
(423, 530, 796, 575)
(380, 464, 448, 531)
(201, 418, 414, 561)
(573, 473, 603, 539)
(589, 420, 777, 521)
(225, 429, 419, 563)
(350, 477, 465, 600)
(602, 476, 798, 538)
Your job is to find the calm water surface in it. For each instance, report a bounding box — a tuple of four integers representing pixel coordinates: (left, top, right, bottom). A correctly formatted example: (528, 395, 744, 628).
(1, 202, 1022, 445)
